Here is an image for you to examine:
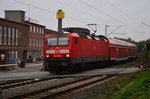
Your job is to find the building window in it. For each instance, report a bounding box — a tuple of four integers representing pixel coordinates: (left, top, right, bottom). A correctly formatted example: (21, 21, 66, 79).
(35, 26, 37, 33)
(39, 28, 41, 34)
(12, 28, 15, 45)
(30, 25, 32, 32)
(16, 29, 18, 45)
(33, 26, 36, 33)
(4, 27, 7, 45)
(33, 39, 36, 46)
(8, 28, 11, 45)
(30, 38, 32, 46)
(36, 27, 39, 34)
(0, 26, 2, 45)
(42, 28, 44, 34)
(38, 27, 40, 34)
(36, 27, 38, 34)
(15, 50, 18, 58)
(39, 39, 41, 46)
(42, 40, 43, 46)
(39, 27, 41, 34)
(38, 39, 39, 46)
(41, 51, 43, 57)
(36, 39, 38, 46)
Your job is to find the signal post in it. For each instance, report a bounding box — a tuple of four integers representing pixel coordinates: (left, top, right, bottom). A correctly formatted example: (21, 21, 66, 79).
(56, 9, 65, 33)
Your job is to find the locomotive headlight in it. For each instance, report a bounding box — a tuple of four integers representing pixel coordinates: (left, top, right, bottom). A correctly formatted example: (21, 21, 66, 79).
(66, 54, 70, 58)
(46, 54, 50, 58)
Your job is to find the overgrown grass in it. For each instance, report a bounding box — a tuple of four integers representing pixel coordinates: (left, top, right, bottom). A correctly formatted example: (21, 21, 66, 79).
(112, 71, 150, 99)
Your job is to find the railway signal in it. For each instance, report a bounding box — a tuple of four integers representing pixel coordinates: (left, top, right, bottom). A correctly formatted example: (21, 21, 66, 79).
(56, 9, 65, 33)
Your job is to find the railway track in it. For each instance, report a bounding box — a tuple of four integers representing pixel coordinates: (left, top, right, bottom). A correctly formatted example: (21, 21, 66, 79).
(111, 58, 142, 68)
(0, 74, 116, 99)
(0, 58, 142, 99)
(1, 78, 49, 90)
(0, 76, 76, 98)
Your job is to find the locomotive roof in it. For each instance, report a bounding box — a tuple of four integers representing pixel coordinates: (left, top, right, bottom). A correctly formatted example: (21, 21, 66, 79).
(62, 27, 90, 35)
(45, 33, 136, 47)
(108, 38, 136, 47)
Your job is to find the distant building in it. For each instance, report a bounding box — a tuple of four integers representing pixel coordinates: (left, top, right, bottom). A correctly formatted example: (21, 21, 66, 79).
(25, 21, 45, 60)
(0, 10, 58, 64)
(45, 28, 58, 34)
(0, 17, 29, 64)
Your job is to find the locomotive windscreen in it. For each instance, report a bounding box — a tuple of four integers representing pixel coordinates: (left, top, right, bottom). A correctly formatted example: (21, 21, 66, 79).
(46, 36, 69, 46)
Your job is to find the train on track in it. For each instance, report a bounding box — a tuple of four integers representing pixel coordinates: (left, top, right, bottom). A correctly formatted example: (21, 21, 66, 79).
(43, 27, 137, 74)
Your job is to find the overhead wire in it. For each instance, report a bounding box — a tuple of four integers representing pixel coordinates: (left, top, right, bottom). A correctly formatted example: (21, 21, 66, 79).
(13, 0, 144, 35)
(105, 0, 142, 24)
(56, 0, 104, 29)
(79, 0, 141, 33)
(56, 0, 119, 34)
(13, 0, 87, 25)
(14, 0, 55, 14)
(105, 0, 150, 29)
(105, 0, 150, 36)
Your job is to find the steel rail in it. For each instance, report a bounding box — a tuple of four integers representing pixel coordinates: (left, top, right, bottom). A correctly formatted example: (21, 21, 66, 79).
(9, 74, 116, 99)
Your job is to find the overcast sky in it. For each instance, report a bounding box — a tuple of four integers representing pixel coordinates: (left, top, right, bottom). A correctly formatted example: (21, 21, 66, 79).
(0, 0, 150, 41)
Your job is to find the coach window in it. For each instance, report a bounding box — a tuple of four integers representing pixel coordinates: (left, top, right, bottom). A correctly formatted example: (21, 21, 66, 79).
(75, 37, 78, 45)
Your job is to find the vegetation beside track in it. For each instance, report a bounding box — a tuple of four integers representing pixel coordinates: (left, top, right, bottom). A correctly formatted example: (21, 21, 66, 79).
(112, 71, 150, 99)
(59, 71, 150, 99)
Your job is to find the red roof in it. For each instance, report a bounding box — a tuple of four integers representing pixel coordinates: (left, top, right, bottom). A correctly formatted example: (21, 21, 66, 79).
(108, 38, 136, 47)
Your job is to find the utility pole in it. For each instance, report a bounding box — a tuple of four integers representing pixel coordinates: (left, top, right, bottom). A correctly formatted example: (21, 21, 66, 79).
(105, 25, 109, 36)
(56, 9, 65, 33)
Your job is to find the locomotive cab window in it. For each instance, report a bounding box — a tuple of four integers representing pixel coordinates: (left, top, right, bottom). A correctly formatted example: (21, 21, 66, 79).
(46, 37, 69, 46)
(47, 37, 57, 46)
(58, 37, 69, 46)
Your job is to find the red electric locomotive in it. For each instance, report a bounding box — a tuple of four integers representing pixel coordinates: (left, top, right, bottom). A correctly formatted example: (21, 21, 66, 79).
(43, 27, 137, 74)
(44, 27, 109, 73)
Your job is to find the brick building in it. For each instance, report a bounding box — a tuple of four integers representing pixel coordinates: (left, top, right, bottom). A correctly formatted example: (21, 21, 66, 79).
(0, 10, 58, 64)
(25, 21, 45, 60)
(0, 11, 29, 64)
